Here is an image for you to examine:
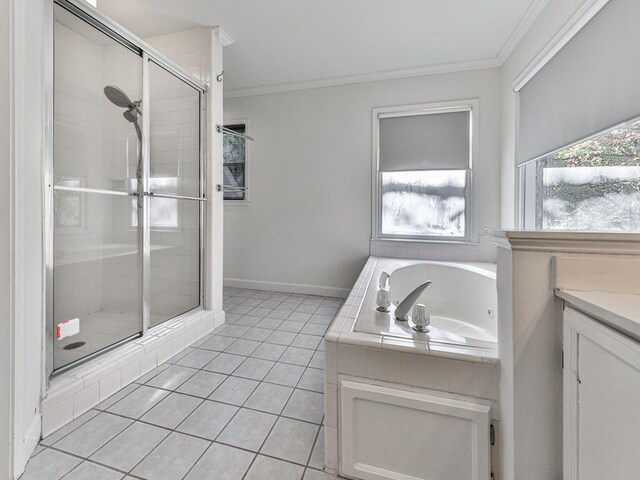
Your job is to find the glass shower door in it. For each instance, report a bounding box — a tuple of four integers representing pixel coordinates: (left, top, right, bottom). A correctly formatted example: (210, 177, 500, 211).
(51, 3, 206, 374)
(52, 5, 144, 370)
(147, 60, 203, 327)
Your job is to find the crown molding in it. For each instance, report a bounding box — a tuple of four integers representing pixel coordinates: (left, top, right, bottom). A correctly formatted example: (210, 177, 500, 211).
(223, 0, 549, 99)
(224, 57, 502, 98)
(497, 0, 550, 64)
(213, 26, 234, 47)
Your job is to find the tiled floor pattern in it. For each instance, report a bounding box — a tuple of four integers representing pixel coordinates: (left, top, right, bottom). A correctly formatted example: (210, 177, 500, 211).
(23, 288, 346, 480)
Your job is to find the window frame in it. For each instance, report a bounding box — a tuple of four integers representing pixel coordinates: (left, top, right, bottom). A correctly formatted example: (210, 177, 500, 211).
(519, 116, 640, 231)
(223, 119, 250, 205)
(371, 100, 478, 244)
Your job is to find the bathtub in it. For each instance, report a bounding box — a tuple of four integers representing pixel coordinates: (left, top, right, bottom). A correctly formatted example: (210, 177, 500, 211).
(325, 257, 499, 479)
(354, 259, 498, 350)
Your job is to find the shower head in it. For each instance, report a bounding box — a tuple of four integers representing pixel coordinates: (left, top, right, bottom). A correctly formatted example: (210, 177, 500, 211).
(104, 85, 134, 109)
(105, 84, 142, 142)
(123, 109, 138, 123)
(124, 109, 142, 142)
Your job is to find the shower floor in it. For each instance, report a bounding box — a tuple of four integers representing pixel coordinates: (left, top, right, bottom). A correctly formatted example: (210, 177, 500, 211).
(54, 311, 165, 370)
(24, 288, 345, 480)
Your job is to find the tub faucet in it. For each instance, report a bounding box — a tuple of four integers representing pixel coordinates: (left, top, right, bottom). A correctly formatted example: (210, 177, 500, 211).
(395, 280, 432, 321)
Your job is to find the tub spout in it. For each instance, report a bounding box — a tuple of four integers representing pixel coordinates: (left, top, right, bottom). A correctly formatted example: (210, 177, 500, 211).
(395, 280, 432, 321)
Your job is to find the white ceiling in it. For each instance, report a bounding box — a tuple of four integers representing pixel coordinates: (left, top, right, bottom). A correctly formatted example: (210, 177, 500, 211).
(97, 0, 543, 96)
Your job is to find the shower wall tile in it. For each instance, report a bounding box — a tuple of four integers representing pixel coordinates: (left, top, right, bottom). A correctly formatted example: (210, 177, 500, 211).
(369, 233, 497, 263)
(54, 22, 107, 334)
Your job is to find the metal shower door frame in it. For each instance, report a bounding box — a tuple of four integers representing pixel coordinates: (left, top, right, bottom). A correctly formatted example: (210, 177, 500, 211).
(45, 0, 208, 379)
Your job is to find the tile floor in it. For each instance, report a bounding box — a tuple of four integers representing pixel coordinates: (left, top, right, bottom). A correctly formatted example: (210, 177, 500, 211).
(22, 288, 346, 480)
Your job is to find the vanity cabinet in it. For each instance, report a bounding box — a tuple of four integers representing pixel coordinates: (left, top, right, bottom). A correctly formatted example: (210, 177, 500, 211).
(563, 307, 640, 480)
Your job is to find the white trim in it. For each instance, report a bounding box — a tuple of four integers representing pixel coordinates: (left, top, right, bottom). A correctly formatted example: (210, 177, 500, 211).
(512, 0, 611, 92)
(563, 307, 640, 480)
(222, 118, 250, 205)
(224, 58, 501, 99)
(513, 92, 523, 228)
(9, 0, 47, 476)
(491, 230, 640, 255)
(223, 277, 350, 299)
(213, 26, 234, 47)
(496, 0, 550, 64)
(222, 0, 550, 99)
(371, 99, 479, 244)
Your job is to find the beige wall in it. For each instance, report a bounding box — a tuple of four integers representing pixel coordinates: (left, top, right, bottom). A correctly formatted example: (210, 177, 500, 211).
(224, 67, 503, 295)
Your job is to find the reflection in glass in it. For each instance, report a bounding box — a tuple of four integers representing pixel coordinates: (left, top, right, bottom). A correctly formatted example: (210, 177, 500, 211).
(130, 178, 179, 228)
(381, 170, 467, 237)
(54, 177, 83, 227)
(149, 61, 200, 198)
(53, 5, 143, 370)
(148, 61, 201, 327)
(53, 194, 142, 370)
(52, 6, 204, 371)
(150, 199, 200, 327)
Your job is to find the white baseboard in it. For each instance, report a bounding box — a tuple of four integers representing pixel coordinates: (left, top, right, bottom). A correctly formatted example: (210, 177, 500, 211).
(214, 310, 226, 329)
(14, 415, 41, 479)
(224, 277, 349, 299)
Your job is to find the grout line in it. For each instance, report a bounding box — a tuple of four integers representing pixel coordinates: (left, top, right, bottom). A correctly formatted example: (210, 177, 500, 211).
(305, 422, 324, 469)
(35, 288, 344, 480)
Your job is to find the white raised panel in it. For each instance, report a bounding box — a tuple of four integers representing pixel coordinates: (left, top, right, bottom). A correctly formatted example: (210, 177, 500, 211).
(563, 307, 640, 480)
(340, 379, 491, 480)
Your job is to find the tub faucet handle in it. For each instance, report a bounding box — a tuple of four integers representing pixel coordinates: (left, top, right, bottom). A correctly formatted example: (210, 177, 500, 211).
(412, 304, 430, 333)
(378, 272, 390, 291)
(376, 288, 391, 312)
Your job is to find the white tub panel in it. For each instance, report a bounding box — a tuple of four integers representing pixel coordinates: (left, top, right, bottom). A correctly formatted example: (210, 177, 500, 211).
(340, 379, 491, 480)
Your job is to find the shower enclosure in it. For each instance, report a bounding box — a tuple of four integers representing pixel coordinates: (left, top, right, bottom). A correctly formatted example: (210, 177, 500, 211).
(47, 0, 207, 375)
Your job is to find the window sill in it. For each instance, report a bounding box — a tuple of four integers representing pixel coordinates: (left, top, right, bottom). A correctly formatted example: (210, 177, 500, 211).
(372, 236, 479, 246)
(224, 200, 250, 206)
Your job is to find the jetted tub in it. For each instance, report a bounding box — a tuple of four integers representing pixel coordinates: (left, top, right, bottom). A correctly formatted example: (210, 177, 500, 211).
(325, 257, 499, 479)
(354, 260, 498, 350)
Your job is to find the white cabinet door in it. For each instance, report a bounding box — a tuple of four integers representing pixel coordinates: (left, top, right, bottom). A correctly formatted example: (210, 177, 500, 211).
(340, 379, 491, 480)
(564, 307, 640, 480)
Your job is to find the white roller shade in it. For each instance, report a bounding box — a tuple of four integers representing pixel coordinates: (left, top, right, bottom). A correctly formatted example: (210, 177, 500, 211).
(517, 0, 640, 165)
(379, 110, 470, 172)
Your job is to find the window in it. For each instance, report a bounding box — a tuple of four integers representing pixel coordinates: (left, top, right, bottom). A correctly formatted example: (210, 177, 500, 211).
(373, 102, 475, 241)
(521, 120, 640, 231)
(381, 170, 467, 237)
(223, 123, 248, 201)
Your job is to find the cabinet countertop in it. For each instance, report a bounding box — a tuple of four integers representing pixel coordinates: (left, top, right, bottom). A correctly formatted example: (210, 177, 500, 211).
(555, 289, 640, 342)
